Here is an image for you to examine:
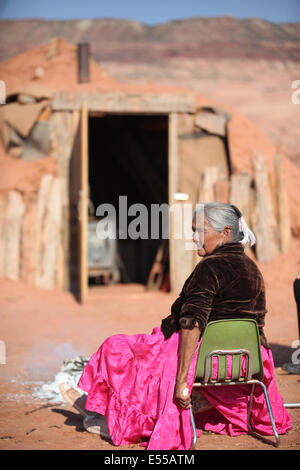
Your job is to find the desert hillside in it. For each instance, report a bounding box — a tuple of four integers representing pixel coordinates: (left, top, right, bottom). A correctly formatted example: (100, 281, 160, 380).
(1, 17, 300, 63)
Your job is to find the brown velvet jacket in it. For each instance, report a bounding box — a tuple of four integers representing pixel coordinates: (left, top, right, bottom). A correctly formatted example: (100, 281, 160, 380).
(161, 242, 269, 348)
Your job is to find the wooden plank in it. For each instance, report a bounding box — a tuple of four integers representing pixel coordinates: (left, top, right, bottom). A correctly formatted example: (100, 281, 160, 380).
(215, 180, 230, 203)
(195, 111, 227, 136)
(230, 172, 251, 223)
(193, 166, 219, 268)
(269, 171, 278, 225)
(251, 152, 279, 262)
(56, 240, 65, 290)
(50, 111, 80, 206)
(0, 194, 8, 277)
(178, 112, 195, 136)
(200, 166, 219, 203)
(274, 151, 291, 254)
(171, 200, 195, 294)
(53, 92, 195, 113)
(4, 191, 25, 280)
(50, 110, 80, 291)
(168, 112, 177, 293)
(20, 193, 38, 286)
(35, 174, 54, 287)
(38, 178, 62, 289)
(169, 113, 196, 294)
(168, 112, 195, 293)
(78, 102, 89, 303)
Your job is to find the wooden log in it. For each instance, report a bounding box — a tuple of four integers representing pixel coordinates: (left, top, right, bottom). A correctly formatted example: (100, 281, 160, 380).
(192, 167, 219, 269)
(274, 151, 291, 254)
(79, 102, 89, 303)
(20, 193, 38, 286)
(178, 112, 195, 136)
(215, 180, 230, 204)
(230, 172, 254, 257)
(248, 185, 256, 236)
(50, 110, 80, 291)
(230, 172, 251, 224)
(50, 111, 80, 206)
(169, 112, 178, 293)
(38, 178, 62, 289)
(35, 174, 54, 287)
(171, 200, 195, 294)
(200, 166, 219, 202)
(0, 339, 6, 365)
(0, 194, 8, 277)
(195, 111, 227, 137)
(269, 171, 278, 224)
(56, 240, 64, 290)
(4, 191, 25, 280)
(53, 92, 195, 113)
(251, 152, 279, 262)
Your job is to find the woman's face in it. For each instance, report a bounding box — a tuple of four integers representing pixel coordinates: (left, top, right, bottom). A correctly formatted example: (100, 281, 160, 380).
(192, 214, 232, 257)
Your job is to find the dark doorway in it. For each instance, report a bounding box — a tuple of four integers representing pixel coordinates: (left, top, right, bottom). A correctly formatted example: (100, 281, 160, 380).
(88, 114, 169, 286)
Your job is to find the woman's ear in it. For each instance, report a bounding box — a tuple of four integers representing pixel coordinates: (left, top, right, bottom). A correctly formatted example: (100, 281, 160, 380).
(223, 225, 232, 240)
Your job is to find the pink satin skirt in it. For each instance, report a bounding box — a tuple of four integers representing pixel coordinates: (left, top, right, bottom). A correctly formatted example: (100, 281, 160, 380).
(77, 326, 292, 450)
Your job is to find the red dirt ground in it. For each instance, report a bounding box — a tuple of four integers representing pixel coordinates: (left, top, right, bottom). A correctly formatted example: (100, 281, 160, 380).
(1, 238, 300, 451)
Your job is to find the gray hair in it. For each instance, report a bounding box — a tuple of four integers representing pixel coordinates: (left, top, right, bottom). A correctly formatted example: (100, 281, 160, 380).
(194, 202, 256, 247)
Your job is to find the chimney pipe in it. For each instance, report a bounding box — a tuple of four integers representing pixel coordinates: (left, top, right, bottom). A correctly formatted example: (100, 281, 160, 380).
(77, 43, 90, 84)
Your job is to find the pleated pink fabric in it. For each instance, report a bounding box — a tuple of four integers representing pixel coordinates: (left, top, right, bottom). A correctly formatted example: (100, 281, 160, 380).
(77, 326, 291, 450)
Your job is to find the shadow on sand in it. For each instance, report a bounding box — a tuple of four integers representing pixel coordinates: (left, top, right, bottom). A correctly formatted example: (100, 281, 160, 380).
(269, 343, 295, 367)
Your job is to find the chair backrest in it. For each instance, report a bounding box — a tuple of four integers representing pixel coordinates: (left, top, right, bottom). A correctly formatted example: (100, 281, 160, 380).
(194, 319, 264, 384)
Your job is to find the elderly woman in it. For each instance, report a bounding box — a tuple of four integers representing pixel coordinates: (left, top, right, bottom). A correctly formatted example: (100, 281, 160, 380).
(68, 202, 291, 449)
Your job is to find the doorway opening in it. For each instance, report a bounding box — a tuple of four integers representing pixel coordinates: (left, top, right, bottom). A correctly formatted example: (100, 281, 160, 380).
(87, 113, 169, 288)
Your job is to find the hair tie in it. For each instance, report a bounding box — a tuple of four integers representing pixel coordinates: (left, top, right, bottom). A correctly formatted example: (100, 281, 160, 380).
(230, 204, 242, 219)
(230, 205, 256, 246)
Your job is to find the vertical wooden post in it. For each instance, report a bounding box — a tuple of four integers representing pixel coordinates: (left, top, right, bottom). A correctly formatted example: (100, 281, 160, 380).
(4, 191, 25, 281)
(20, 193, 38, 287)
(50, 110, 81, 291)
(0, 194, 7, 278)
(215, 180, 230, 204)
(201, 167, 219, 202)
(35, 174, 53, 287)
(274, 151, 291, 253)
(39, 178, 62, 289)
(168, 112, 178, 204)
(79, 102, 89, 303)
(230, 172, 251, 224)
(251, 152, 279, 262)
(169, 113, 195, 292)
(168, 112, 178, 293)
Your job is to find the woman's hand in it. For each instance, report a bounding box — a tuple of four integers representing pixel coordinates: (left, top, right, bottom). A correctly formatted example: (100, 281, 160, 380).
(174, 325, 201, 409)
(174, 381, 191, 408)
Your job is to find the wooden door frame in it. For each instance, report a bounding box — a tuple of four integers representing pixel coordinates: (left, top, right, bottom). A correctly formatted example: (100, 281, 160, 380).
(54, 91, 195, 301)
(77, 108, 185, 301)
(78, 102, 89, 303)
(79, 110, 179, 300)
(168, 112, 179, 293)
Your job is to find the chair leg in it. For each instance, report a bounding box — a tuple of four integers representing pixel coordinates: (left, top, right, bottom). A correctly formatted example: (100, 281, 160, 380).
(247, 381, 280, 447)
(189, 407, 198, 449)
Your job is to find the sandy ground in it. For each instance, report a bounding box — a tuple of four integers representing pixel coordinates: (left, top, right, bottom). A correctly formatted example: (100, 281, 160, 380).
(1, 240, 300, 451)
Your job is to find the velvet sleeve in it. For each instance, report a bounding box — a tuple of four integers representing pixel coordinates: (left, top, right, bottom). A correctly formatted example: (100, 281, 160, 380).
(179, 260, 218, 330)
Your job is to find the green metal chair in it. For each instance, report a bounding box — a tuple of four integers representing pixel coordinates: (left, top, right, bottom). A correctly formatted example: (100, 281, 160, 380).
(189, 318, 280, 448)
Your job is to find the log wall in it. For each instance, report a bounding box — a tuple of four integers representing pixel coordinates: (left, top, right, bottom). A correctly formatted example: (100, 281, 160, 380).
(0, 107, 293, 295)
